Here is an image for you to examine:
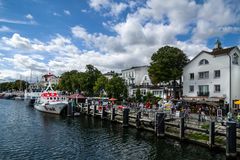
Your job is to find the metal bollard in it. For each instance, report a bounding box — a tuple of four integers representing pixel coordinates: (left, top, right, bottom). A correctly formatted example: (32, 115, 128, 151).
(122, 108, 130, 127)
(226, 121, 237, 157)
(155, 112, 165, 137)
(209, 121, 215, 149)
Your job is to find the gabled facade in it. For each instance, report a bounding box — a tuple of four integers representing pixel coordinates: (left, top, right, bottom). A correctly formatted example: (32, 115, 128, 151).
(41, 73, 59, 87)
(183, 41, 240, 111)
(121, 65, 177, 98)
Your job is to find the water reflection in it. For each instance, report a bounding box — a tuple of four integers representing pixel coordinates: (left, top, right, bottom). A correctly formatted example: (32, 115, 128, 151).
(0, 99, 229, 160)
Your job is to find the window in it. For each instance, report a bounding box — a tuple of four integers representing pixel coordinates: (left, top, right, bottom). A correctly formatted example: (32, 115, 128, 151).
(144, 76, 147, 80)
(153, 91, 160, 96)
(214, 85, 220, 92)
(214, 70, 220, 78)
(132, 90, 136, 95)
(199, 59, 209, 65)
(232, 53, 239, 65)
(190, 73, 194, 80)
(199, 71, 209, 79)
(198, 85, 209, 96)
(141, 89, 146, 95)
(189, 86, 194, 92)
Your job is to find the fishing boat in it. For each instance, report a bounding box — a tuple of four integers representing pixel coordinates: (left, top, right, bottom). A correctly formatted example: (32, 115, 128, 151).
(34, 82, 68, 114)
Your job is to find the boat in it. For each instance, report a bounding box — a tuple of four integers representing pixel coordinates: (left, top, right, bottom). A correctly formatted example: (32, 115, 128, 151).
(34, 82, 68, 114)
(24, 87, 42, 106)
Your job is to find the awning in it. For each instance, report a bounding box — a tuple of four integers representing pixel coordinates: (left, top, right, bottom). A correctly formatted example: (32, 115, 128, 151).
(109, 97, 117, 101)
(67, 93, 86, 99)
(234, 100, 240, 105)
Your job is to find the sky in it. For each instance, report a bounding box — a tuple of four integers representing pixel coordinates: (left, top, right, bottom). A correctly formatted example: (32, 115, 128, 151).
(0, 0, 239, 82)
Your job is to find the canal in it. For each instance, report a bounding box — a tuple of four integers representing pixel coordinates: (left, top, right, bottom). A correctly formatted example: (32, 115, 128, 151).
(0, 99, 226, 160)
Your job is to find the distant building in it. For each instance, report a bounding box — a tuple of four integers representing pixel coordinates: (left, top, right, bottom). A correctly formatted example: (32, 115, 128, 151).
(40, 73, 59, 87)
(121, 65, 177, 98)
(103, 71, 121, 79)
(183, 40, 240, 111)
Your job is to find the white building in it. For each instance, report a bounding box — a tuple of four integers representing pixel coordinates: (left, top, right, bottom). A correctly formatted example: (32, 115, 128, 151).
(41, 73, 59, 87)
(122, 66, 167, 98)
(183, 40, 240, 111)
(103, 71, 121, 80)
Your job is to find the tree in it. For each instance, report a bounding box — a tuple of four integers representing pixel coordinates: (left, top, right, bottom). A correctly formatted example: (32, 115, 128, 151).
(58, 70, 83, 92)
(82, 64, 102, 96)
(94, 75, 108, 96)
(57, 65, 102, 96)
(148, 46, 189, 98)
(135, 88, 142, 102)
(105, 75, 128, 100)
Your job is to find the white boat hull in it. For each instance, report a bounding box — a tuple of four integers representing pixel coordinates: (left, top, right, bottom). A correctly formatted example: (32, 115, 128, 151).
(34, 102, 67, 114)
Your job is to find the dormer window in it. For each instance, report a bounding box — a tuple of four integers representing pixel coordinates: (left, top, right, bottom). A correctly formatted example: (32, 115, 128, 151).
(232, 53, 239, 65)
(199, 59, 209, 65)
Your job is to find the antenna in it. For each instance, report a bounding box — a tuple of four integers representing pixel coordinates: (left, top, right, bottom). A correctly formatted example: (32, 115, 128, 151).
(30, 69, 32, 84)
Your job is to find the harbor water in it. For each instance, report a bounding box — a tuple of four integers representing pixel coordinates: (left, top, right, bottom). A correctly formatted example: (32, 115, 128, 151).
(0, 99, 226, 160)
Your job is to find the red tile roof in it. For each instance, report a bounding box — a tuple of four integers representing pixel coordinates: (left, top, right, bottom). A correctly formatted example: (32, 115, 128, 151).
(209, 47, 235, 56)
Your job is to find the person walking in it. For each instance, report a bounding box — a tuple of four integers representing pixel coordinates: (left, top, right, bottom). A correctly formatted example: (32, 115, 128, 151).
(198, 107, 202, 122)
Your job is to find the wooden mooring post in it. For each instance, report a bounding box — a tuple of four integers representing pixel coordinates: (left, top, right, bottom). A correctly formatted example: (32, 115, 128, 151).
(122, 108, 130, 127)
(209, 121, 215, 149)
(226, 121, 237, 158)
(111, 107, 115, 121)
(67, 100, 73, 117)
(155, 112, 165, 137)
(136, 111, 141, 129)
(93, 104, 96, 116)
(87, 104, 90, 115)
(101, 106, 106, 119)
(179, 117, 185, 140)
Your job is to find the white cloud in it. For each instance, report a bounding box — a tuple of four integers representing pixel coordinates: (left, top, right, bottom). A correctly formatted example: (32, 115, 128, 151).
(1, 33, 80, 56)
(0, 26, 12, 32)
(81, 9, 87, 13)
(0, 0, 239, 81)
(89, 0, 127, 16)
(53, 12, 61, 16)
(25, 14, 33, 20)
(3, 54, 47, 72)
(192, 0, 240, 42)
(89, 0, 109, 11)
(0, 17, 37, 25)
(64, 10, 71, 15)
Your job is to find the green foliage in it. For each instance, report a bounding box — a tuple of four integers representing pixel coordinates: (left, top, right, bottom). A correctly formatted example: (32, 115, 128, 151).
(105, 75, 128, 100)
(0, 80, 28, 92)
(135, 88, 142, 102)
(189, 133, 208, 141)
(94, 76, 108, 96)
(149, 46, 189, 83)
(57, 70, 83, 92)
(57, 65, 102, 96)
(57, 65, 127, 98)
(83, 64, 102, 96)
(201, 123, 209, 130)
(148, 46, 189, 98)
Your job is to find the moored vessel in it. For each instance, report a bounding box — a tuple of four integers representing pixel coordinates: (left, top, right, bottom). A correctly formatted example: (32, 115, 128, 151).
(34, 82, 68, 114)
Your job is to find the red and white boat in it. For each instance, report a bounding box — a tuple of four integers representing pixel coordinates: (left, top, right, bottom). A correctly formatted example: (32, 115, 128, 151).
(34, 83, 68, 114)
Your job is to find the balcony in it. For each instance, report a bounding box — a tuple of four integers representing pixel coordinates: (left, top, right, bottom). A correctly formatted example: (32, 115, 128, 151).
(197, 92, 209, 96)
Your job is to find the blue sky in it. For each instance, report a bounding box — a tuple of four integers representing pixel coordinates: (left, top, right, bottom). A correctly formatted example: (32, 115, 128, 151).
(0, 0, 239, 81)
